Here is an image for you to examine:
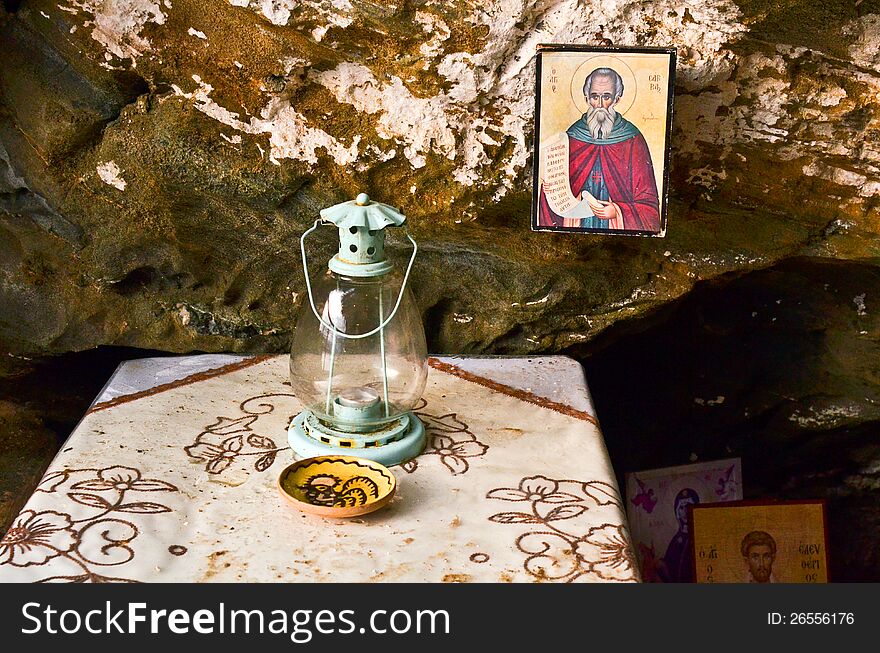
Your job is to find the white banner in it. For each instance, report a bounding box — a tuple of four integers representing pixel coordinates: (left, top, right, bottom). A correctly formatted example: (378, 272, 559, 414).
(541, 132, 599, 219)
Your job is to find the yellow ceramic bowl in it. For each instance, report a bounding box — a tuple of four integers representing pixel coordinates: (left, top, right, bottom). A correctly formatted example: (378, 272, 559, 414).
(277, 456, 397, 518)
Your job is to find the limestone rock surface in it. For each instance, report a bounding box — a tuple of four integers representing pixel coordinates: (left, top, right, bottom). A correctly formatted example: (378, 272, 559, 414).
(1, 0, 879, 359)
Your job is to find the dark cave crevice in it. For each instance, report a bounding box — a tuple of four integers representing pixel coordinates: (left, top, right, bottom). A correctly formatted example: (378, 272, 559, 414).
(580, 255, 880, 580)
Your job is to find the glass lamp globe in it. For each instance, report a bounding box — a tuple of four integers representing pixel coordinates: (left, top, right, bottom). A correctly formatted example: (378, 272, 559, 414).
(288, 193, 428, 466)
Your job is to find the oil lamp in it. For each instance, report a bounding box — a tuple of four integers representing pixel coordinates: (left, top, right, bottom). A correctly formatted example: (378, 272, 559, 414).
(288, 193, 428, 466)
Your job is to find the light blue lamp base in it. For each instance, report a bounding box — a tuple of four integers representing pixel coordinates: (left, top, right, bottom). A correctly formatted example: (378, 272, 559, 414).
(287, 411, 426, 467)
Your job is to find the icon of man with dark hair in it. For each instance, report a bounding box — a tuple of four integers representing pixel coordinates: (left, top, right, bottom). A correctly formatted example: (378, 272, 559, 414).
(538, 66, 660, 231)
(741, 530, 777, 583)
(659, 487, 699, 582)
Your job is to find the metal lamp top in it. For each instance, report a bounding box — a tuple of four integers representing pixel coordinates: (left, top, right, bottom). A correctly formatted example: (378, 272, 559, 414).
(314, 193, 408, 277)
(299, 192, 420, 337)
(319, 193, 407, 231)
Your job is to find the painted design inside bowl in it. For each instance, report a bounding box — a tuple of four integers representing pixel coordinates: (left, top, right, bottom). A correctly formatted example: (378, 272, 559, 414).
(280, 458, 395, 508)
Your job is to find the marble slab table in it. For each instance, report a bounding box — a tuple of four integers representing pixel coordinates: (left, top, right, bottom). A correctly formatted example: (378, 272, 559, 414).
(0, 355, 639, 583)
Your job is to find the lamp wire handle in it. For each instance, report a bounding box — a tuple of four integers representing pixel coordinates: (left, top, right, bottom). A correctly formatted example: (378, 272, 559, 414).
(300, 219, 418, 340)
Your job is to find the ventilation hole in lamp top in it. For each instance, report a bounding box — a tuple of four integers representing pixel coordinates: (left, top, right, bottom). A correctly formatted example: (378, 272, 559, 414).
(367, 246, 375, 255)
(349, 226, 358, 234)
(350, 244, 358, 253)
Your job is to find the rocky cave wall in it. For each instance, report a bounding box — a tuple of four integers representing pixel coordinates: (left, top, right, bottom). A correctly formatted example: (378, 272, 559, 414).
(1, 1, 880, 576)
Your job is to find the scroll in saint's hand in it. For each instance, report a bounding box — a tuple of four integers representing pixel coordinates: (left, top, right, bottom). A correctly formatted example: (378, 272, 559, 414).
(540, 132, 603, 221)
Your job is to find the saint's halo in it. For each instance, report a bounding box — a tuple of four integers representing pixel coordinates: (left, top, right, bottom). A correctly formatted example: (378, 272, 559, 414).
(568, 54, 638, 117)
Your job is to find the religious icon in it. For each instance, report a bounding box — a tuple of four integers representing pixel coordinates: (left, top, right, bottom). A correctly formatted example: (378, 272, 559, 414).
(531, 45, 675, 236)
(625, 459, 742, 582)
(689, 500, 829, 583)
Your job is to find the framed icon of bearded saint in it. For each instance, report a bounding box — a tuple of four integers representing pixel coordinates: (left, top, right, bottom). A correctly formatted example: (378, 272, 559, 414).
(532, 45, 676, 236)
(689, 500, 830, 584)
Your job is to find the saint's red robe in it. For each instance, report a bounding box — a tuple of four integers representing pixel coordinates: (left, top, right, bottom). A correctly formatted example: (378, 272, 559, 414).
(538, 132, 660, 232)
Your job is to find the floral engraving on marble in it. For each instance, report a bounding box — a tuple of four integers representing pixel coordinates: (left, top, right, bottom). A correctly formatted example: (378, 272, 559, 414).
(185, 393, 293, 474)
(401, 399, 488, 475)
(487, 475, 637, 582)
(0, 466, 179, 582)
(186, 394, 485, 476)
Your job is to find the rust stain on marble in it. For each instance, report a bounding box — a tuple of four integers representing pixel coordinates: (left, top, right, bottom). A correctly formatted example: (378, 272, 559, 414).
(427, 358, 598, 425)
(89, 355, 273, 413)
(202, 549, 231, 581)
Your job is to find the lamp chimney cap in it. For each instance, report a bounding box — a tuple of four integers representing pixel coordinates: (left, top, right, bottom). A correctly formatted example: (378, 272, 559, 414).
(320, 194, 406, 231)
